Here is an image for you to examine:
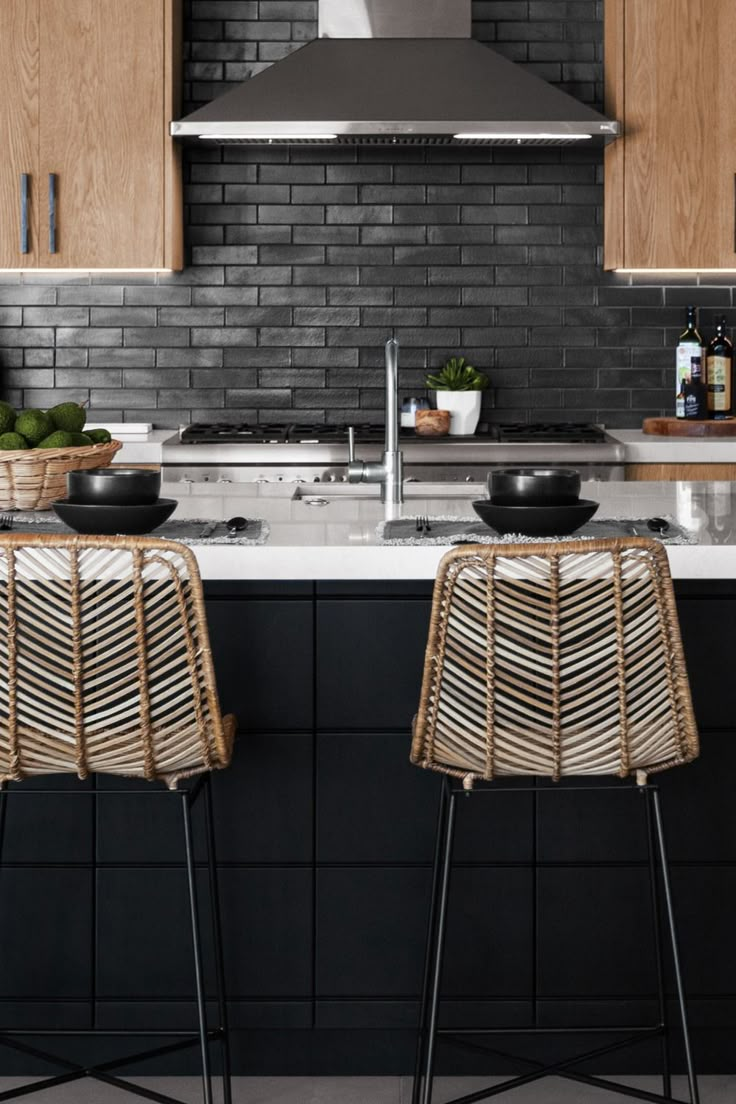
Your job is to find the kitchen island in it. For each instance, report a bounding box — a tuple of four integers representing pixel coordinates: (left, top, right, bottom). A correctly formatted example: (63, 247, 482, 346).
(2, 480, 736, 1079)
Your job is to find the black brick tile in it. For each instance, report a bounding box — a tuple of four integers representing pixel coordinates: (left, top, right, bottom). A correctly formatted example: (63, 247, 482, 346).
(223, 348, 291, 368)
(157, 348, 224, 368)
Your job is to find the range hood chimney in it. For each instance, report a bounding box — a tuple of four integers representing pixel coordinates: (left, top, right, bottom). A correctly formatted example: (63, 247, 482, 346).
(171, 0, 618, 146)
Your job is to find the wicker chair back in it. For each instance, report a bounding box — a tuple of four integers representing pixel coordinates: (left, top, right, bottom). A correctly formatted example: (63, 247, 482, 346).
(0, 534, 235, 788)
(411, 538, 698, 785)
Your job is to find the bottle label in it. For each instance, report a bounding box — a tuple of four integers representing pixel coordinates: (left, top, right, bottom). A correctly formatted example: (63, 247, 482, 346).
(676, 342, 702, 395)
(707, 355, 732, 411)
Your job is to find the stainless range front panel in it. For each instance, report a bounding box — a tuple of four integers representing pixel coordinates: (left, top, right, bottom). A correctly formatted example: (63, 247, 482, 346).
(161, 426, 626, 485)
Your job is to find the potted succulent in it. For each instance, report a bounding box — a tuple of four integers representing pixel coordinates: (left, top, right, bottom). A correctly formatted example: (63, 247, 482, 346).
(425, 356, 490, 436)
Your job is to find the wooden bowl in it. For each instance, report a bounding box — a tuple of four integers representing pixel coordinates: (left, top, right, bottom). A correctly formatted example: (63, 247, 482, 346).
(415, 409, 451, 436)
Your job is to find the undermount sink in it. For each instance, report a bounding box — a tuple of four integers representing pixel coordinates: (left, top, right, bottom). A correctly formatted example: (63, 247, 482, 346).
(292, 482, 485, 501)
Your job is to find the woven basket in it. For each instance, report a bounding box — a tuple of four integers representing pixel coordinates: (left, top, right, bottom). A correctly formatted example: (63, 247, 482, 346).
(0, 439, 122, 510)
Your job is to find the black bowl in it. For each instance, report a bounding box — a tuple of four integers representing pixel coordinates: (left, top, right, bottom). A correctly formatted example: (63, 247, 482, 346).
(488, 467, 581, 506)
(472, 498, 598, 537)
(51, 498, 176, 536)
(67, 467, 161, 506)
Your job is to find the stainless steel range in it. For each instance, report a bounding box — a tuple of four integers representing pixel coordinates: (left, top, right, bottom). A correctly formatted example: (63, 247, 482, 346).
(161, 421, 625, 486)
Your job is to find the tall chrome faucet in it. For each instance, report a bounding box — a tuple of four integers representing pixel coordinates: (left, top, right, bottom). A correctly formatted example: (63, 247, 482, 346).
(347, 337, 404, 504)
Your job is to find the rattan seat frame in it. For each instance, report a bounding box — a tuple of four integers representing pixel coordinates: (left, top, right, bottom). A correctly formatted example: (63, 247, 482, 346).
(410, 539, 700, 1104)
(0, 534, 236, 1104)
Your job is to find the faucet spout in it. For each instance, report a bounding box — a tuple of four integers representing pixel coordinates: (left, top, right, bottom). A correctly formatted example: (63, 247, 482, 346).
(346, 336, 404, 504)
(385, 337, 399, 456)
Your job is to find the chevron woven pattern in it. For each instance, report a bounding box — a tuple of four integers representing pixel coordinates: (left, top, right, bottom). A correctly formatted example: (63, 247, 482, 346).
(0, 534, 235, 788)
(411, 538, 698, 785)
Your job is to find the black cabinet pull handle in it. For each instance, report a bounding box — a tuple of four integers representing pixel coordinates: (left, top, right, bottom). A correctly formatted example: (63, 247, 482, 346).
(48, 173, 57, 255)
(20, 174, 29, 255)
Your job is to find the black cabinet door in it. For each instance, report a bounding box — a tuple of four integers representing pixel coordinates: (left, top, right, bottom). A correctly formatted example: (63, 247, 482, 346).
(206, 599, 313, 731)
(536, 867, 653, 998)
(0, 869, 93, 998)
(676, 598, 736, 730)
(316, 599, 430, 729)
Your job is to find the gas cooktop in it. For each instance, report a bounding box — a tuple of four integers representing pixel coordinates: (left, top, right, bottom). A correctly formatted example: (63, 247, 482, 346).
(179, 421, 610, 445)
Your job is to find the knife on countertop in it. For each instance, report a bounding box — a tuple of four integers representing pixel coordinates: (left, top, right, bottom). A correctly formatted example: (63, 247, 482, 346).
(199, 521, 219, 538)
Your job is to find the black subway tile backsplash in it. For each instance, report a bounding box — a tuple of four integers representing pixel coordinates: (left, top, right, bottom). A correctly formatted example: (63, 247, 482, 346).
(0, 0, 732, 426)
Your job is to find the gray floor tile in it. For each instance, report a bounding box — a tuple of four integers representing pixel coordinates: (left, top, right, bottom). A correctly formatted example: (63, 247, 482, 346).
(0, 1075, 730, 1104)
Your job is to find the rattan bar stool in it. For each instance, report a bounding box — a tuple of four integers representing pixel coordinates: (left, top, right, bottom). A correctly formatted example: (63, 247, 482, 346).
(410, 538, 700, 1104)
(0, 534, 236, 1104)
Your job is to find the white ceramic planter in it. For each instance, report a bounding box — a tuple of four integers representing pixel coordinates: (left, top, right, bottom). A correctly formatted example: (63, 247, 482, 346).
(433, 390, 482, 436)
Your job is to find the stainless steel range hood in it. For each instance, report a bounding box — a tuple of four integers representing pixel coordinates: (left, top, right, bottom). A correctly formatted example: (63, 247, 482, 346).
(171, 0, 618, 146)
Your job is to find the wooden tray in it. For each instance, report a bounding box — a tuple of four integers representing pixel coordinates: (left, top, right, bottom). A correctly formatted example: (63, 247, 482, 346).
(643, 417, 736, 437)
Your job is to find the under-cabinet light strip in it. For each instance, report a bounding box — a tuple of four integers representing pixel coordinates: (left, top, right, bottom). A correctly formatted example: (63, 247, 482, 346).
(0, 268, 174, 274)
(616, 269, 736, 274)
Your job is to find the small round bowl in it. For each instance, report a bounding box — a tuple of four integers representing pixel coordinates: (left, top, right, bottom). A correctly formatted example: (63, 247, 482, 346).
(67, 467, 161, 506)
(488, 467, 581, 506)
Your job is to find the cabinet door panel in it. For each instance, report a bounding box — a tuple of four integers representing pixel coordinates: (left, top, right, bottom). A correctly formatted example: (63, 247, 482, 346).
(0, 0, 39, 268)
(39, 0, 164, 269)
(316, 599, 430, 729)
(620, 0, 736, 270)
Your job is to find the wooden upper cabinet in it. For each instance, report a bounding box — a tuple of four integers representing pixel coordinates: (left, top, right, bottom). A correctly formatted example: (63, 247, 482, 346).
(604, 0, 736, 271)
(0, 0, 182, 271)
(0, 0, 40, 268)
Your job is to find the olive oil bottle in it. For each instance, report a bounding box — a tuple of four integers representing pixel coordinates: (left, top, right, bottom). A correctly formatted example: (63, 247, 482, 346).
(706, 316, 733, 417)
(676, 305, 704, 418)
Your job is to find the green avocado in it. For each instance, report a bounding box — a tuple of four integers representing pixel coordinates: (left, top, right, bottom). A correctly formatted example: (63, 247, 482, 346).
(15, 410, 53, 447)
(37, 430, 75, 449)
(0, 402, 16, 435)
(86, 428, 112, 444)
(68, 432, 93, 447)
(0, 432, 28, 450)
(48, 402, 86, 434)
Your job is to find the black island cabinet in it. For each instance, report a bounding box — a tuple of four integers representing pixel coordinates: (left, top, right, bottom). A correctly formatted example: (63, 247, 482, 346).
(0, 578, 734, 1076)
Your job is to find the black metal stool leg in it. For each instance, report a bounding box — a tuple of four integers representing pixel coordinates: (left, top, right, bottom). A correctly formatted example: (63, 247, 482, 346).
(203, 777, 232, 1104)
(181, 791, 214, 1104)
(412, 778, 449, 1104)
(644, 788, 671, 1099)
(650, 787, 700, 1104)
(0, 789, 8, 876)
(420, 785, 457, 1104)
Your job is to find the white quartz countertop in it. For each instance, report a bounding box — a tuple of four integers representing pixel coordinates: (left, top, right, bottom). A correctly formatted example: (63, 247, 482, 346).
(112, 429, 171, 466)
(157, 479, 736, 581)
(608, 428, 736, 462)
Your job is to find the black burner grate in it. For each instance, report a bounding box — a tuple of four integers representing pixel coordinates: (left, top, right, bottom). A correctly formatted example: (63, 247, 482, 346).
(495, 422, 606, 444)
(180, 421, 607, 445)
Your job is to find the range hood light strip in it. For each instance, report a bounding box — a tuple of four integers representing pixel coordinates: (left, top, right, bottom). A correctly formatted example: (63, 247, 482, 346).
(199, 133, 339, 141)
(453, 132, 593, 141)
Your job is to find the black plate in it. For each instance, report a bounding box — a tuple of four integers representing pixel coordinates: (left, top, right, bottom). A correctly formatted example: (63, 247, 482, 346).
(51, 498, 177, 536)
(472, 498, 599, 537)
